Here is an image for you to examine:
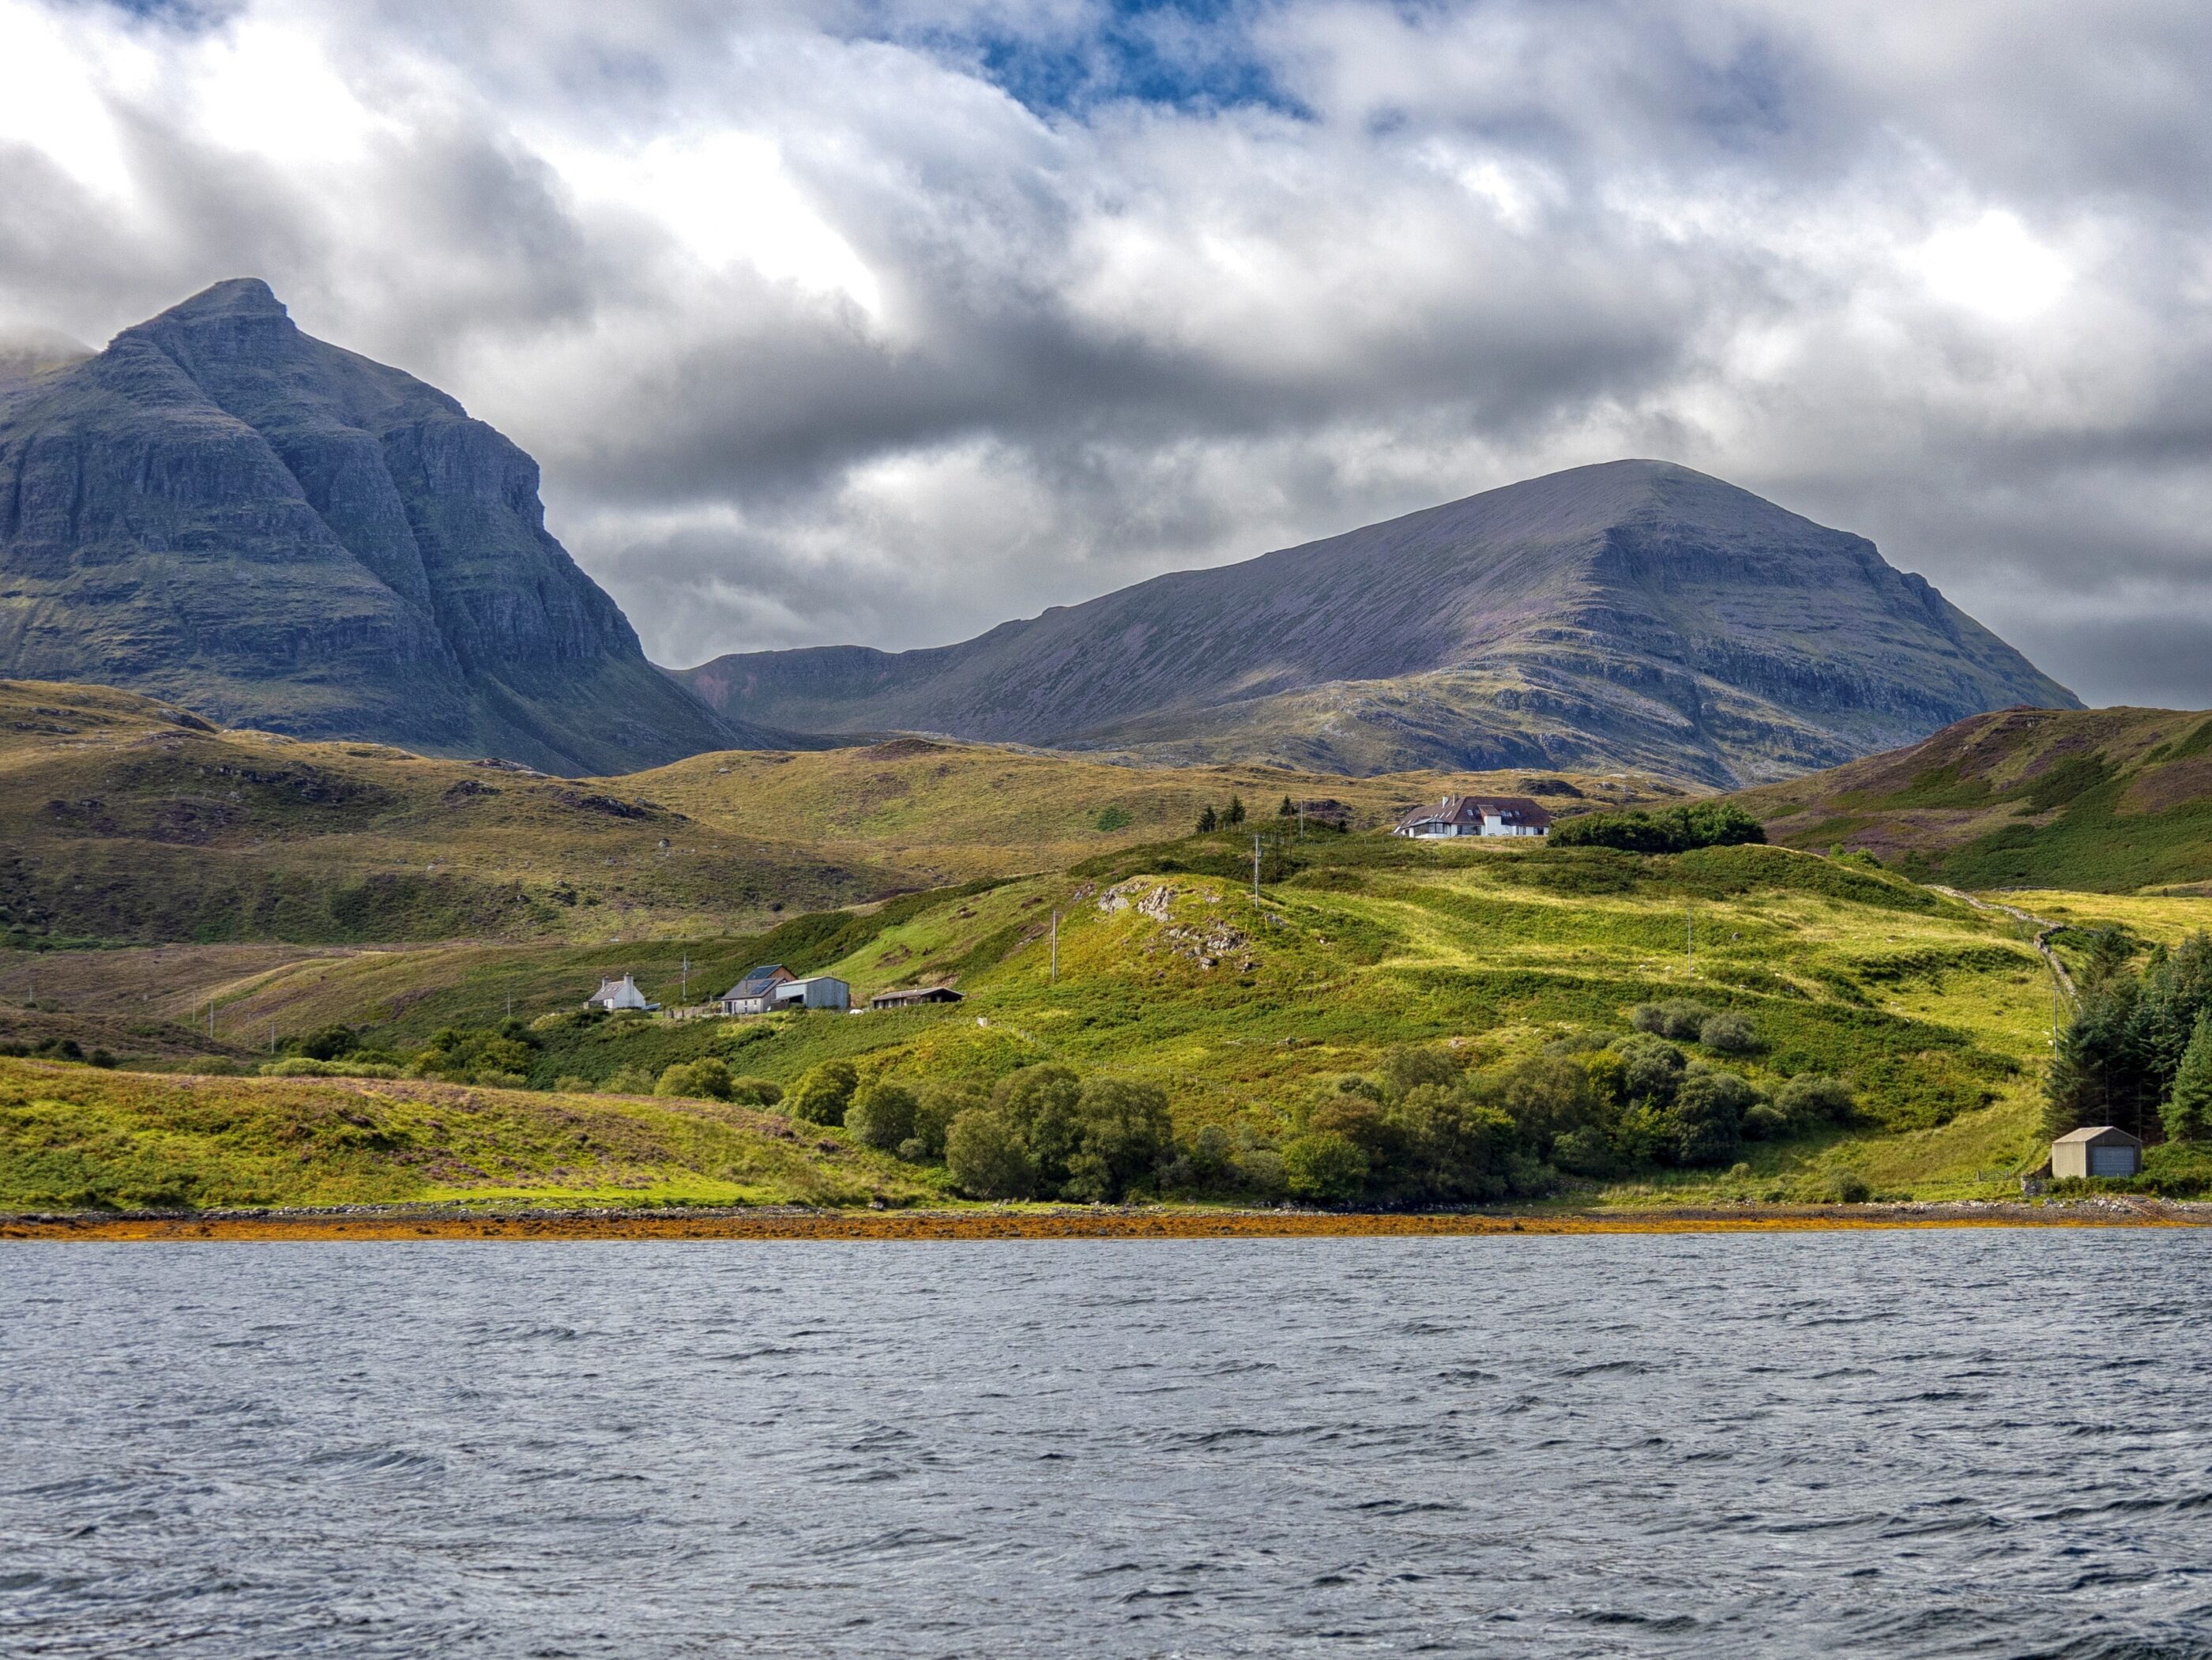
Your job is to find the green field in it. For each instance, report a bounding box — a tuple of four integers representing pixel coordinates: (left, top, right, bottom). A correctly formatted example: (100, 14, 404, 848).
(9, 828, 2140, 1209)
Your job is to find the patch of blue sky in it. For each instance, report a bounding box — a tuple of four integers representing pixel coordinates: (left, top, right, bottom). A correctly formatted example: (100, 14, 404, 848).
(882, 0, 1308, 120)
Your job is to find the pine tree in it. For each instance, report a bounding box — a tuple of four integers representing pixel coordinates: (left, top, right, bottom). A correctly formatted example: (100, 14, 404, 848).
(1278, 795, 1296, 817)
(2164, 1013, 2212, 1142)
(1195, 804, 1217, 834)
(1224, 794, 1246, 826)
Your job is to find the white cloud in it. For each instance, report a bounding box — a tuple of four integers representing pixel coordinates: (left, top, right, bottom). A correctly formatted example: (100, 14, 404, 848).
(3, 0, 2212, 706)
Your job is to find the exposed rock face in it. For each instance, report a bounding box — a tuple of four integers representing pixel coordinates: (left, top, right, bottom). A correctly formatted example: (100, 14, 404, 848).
(679, 461, 2081, 786)
(0, 279, 738, 774)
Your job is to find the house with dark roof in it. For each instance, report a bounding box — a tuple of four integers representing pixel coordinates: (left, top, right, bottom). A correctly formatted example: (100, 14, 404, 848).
(1393, 795, 1552, 839)
(717, 963, 796, 1015)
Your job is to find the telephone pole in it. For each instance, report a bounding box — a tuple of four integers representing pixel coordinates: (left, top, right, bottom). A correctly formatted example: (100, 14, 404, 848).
(1252, 834, 1262, 905)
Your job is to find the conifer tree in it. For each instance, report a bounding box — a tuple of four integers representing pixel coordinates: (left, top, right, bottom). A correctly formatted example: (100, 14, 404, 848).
(1279, 795, 1296, 817)
(1195, 804, 1217, 834)
(1224, 794, 1246, 826)
(2164, 1013, 2212, 1142)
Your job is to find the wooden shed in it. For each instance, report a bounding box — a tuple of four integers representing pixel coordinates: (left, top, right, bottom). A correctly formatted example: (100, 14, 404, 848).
(2051, 1125, 2143, 1179)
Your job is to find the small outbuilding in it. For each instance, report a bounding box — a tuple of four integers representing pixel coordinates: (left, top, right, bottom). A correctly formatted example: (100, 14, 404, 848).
(589, 973, 657, 1013)
(2051, 1125, 2143, 1179)
(870, 985, 965, 1011)
(770, 975, 851, 1012)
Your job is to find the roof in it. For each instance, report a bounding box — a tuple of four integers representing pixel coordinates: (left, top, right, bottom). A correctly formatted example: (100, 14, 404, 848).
(871, 986, 964, 1005)
(2053, 1125, 2143, 1146)
(721, 963, 790, 999)
(1395, 793, 1554, 830)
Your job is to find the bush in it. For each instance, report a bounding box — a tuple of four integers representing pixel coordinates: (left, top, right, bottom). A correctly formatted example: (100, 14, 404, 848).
(946, 1107, 1036, 1199)
(724, 1075, 784, 1108)
(1774, 1074, 1855, 1127)
(1379, 1044, 1460, 1101)
(1698, 1011, 1759, 1054)
(1552, 801, 1766, 853)
(1164, 1124, 1239, 1196)
(603, 1065, 656, 1094)
(292, 1023, 360, 1062)
(260, 1056, 401, 1078)
(907, 1082, 985, 1163)
(994, 1065, 1085, 1189)
(1065, 1078, 1173, 1202)
(1740, 1102, 1789, 1140)
(1281, 1131, 1369, 1205)
(1831, 1171, 1872, 1204)
(1617, 1034, 1687, 1105)
(847, 1081, 920, 1153)
(1664, 1063, 1760, 1165)
(1632, 999, 1714, 1041)
(789, 1059, 860, 1125)
(655, 1056, 732, 1101)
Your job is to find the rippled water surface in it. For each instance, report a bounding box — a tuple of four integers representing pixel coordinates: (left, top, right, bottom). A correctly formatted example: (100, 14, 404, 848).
(6, 1233, 2212, 1657)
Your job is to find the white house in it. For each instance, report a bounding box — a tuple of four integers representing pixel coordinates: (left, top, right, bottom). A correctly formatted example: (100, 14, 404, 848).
(1393, 795, 1552, 839)
(589, 973, 657, 1012)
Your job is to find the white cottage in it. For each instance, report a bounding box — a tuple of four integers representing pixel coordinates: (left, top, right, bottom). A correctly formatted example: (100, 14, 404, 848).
(589, 973, 657, 1012)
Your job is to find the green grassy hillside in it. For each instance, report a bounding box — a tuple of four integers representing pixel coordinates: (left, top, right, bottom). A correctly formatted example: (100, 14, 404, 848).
(0, 679, 1659, 947)
(17, 830, 2120, 1206)
(1739, 706, 2212, 892)
(621, 736, 1657, 883)
(0, 1059, 939, 1210)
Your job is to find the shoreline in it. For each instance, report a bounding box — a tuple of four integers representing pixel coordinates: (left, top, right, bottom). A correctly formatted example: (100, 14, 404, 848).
(3, 1198, 2205, 1241)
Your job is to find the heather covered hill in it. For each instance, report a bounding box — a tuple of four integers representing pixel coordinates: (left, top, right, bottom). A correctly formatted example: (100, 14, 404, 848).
(0, 279, 741, 775)
(680, 461, 2078, 787)
(1736, 706, 2212, 891)
(0, 680, 894, 946)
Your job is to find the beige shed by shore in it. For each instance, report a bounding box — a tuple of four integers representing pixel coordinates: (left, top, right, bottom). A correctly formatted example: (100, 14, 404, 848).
(2052, 1125, 2143, 1179)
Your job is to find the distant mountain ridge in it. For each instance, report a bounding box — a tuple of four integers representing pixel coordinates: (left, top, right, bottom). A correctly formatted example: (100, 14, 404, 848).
(679, 461, 2080, 786)
(0, 279, 743, 774)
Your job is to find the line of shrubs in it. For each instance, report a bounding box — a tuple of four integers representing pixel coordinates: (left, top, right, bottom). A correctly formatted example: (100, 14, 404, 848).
(1549, 801, 1766, 853)
(2, 1037, 118, 1067)
(651, 1025, 1853, 1209)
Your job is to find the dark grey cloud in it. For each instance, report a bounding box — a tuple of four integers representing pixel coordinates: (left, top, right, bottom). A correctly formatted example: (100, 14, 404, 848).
(3, 0, 2212, 705)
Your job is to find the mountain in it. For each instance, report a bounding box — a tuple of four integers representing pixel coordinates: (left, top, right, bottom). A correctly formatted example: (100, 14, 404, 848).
(1736, 705, 2212, 893)
(678, 461, 2079, 787)
(0, 278, 740, 775)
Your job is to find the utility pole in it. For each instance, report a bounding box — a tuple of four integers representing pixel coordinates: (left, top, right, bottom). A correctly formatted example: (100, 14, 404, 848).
(680, 955, 690, 1005)
(1253, 834, 1262, 905)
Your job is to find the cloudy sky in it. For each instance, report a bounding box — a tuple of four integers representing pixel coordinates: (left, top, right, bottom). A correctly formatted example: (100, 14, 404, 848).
(4, 0, 2210, 705)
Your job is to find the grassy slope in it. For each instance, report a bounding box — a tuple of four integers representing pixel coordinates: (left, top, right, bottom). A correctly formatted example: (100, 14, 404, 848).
(1737, 705, 2212, 892)
(43, 833, 2140, 1206)
(0, 679, 908, 944)
(0, 1059, 941, 1210)
(0, 679, 1667, 946)
(616, 736, 1665, 883)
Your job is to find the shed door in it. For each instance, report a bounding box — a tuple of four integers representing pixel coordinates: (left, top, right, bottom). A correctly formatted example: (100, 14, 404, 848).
(2089, 1146, 2135, 1176)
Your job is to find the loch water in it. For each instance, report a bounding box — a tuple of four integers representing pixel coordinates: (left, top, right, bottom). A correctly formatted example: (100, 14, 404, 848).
(4, 1231, 2210, 1658)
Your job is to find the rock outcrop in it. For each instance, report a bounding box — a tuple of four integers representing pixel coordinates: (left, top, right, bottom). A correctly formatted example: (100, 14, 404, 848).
(0, 279, 740, 774)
